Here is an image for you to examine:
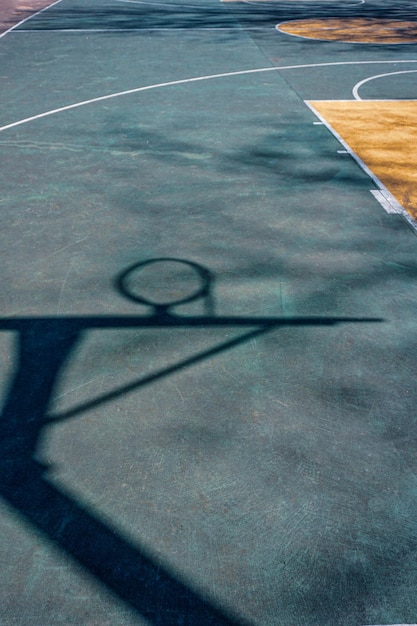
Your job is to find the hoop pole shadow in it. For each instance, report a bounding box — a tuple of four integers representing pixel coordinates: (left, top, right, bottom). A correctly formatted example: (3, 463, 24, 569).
(0, 259, 383, 625)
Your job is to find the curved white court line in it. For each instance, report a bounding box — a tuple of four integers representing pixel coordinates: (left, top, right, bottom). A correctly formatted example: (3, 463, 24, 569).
(0, 0, 64, 40)
(353, 69, 417, 99)
(1, 60, 417, 134)
(247, 0, 364, 5)
(116, 0, 210, 9)
(106, 0, 368, 9)
(116, 0, 366, 9)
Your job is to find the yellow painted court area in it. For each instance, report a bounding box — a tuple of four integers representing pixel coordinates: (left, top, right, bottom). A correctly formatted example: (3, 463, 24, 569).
(278, 18, 417, 44)
(309, 100, 417, 220)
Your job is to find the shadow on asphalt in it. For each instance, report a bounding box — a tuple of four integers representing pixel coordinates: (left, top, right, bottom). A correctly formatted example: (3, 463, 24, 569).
(0, 258, 382, 625)
(16, 0, 417, 33)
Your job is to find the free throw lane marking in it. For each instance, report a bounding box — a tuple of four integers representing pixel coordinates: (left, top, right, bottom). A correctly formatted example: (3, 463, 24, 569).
(278, 18, 417, 44)
(370, 190, 405, 215)
(308, 100, 417, 222)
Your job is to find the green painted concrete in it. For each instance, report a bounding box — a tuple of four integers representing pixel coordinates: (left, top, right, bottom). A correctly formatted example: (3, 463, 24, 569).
(1, 0, 417, 624)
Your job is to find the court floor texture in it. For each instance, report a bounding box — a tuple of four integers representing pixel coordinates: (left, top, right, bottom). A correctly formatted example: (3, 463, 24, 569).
(1, 0, 417, 624)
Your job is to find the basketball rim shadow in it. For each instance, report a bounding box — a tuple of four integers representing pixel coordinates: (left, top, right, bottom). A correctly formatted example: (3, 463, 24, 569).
(0, 258, 382, 625)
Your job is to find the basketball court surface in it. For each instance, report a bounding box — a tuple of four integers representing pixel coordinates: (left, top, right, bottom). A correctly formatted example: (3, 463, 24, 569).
(1, 0, 417, 624)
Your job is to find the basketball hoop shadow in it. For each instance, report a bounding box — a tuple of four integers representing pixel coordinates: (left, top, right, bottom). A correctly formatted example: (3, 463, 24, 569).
(0, 258, 382, 625)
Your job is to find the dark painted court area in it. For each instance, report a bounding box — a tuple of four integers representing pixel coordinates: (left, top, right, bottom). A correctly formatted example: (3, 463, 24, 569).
(1, 1, 417, 624)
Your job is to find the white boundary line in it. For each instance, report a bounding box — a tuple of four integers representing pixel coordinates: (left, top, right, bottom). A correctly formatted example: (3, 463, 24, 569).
(15, 27, 254, 32)
(1, 60, 417, 133)
(0, 0, 64, 40)
(305, 99, 417, 231)
(353, 69, 417, 100)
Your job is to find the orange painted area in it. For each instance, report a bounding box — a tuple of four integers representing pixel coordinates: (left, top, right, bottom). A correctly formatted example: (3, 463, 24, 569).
(278, 18, 417, 44)
(309, 100, 417, 220)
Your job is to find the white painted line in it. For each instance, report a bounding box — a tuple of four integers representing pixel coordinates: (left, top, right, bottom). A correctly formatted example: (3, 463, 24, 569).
(0, 68, 275, 133)
(370, 190, 417, 233)
(1, 60, 417, 134)
(0, 68, 280, 133)
(313, 121, 324, 124)
(370, 189, 404, 214)
(305, 99, 417, 232)
(15, 27, 250, 32)
(353, 69, 417, 100)
(337, 149, 349, 153)
(0, 0, 64, 40)
(116, 0, 209, 7)
(244, 0, 364, 5)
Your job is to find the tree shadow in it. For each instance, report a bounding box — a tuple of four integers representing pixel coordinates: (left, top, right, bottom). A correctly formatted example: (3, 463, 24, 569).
(7, 0, 417, 37)
(0, 258, 382, 624)
(16, 0, 417, 33)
